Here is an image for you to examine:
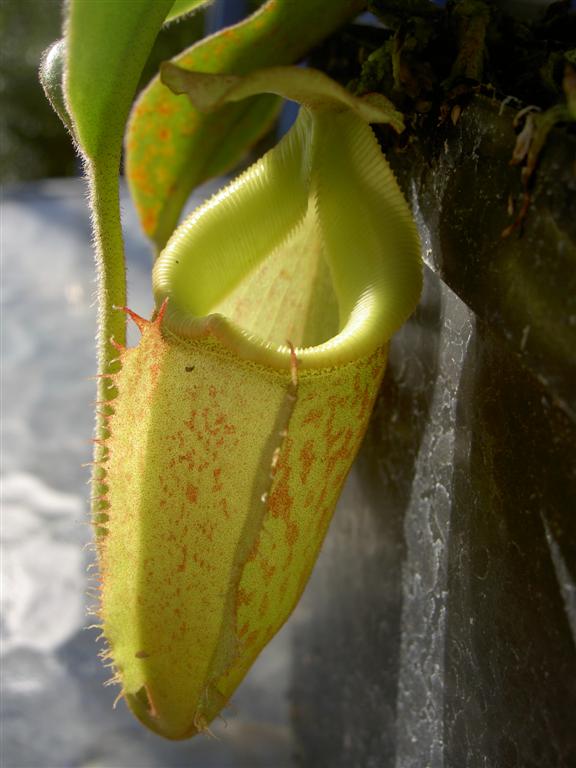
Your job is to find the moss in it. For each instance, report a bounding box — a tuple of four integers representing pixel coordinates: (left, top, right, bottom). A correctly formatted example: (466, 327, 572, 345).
(309, 0, 576, 129)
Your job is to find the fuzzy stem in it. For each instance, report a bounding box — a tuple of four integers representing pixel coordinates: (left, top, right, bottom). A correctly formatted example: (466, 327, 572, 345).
(86, 157, 127, 512)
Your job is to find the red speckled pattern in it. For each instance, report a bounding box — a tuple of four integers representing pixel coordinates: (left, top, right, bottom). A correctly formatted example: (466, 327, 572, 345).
(98, 311, 386, 738)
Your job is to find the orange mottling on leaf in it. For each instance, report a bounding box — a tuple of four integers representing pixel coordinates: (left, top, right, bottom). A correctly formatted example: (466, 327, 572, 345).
(177, 544, 187, 572)
(285, 519, 299, 547)
(302, 408, 322, 425)
(142, 208, 158, 234)
(212, 467, 223, 492)
(129, 165, 149, 186)
(269, 439, 294, 524)
(358, 388, 372, 420)
(259, 558, 276, 584)
(236, 588, 252, 607)
(238, 621, 249, 639)
(243, 630, 259, 649)
(299, 439, 315, 485)
(158, 102, 176, 116)
(186, 484, 198, 504)
(277, 573, 291, 600)
(258, 593, 269, 619)
(220, 498, 230, 519)
(269, 480, 293, 522)
(184, 411, 197, 430)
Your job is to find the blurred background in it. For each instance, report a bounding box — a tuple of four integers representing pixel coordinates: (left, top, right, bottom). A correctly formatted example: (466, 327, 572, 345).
(1, 0, 75, 182)
(0, 0, 258, 182)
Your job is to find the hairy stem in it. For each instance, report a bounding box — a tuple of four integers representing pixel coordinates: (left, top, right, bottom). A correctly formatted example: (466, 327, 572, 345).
(89, 158, 127, 383)
(87, 157, 127, 516)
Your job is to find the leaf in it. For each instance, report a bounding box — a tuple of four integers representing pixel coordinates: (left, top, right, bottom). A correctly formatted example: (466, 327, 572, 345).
(39, 40, 74, 137)
(165, 0, 213, 24)
(65, 0, 175, 162)
(125, 0, 365, 250)
(161, 62, 405, 131)
(99, 66, 421, 739)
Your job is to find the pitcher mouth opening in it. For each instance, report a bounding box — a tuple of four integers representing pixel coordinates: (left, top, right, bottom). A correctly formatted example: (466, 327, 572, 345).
(153, 201, 383, 371)
(155, 300, 380, 371)
(151, 73, 422, 372)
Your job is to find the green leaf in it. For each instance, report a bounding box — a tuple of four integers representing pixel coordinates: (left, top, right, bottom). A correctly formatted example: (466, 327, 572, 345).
(162, 63, 405, 131)
(165, 0, 212, 24)
(126, 0, 365, 250)
(39, 40, 75, 137)
(66, 0, 175, 162)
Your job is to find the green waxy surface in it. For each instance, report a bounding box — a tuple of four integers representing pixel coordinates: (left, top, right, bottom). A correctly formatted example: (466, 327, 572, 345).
(65, 0, 174, 162)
